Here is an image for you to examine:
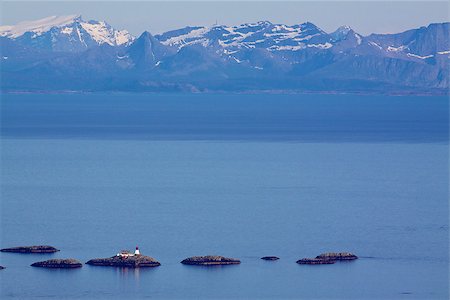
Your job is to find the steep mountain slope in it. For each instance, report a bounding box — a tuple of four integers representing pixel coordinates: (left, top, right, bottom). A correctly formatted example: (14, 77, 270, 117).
(121, 31, 176, 70)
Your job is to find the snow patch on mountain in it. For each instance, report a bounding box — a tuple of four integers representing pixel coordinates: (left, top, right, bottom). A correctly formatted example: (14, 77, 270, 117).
(0, 15, 80, 38)
(80, 21, 133, 46)
(61, 27, 74, 35)
(407, 53, 434, 59)
(355, 33, 362, 45)
(293, 34, 318, 42)
(160, 27, 210, 47)
(308, 42, 332, 49)
(369, 41, 382, 50)
(270, 44, 306, 51)
(114, 31, 133, 45)
(387, 45, 408, 52)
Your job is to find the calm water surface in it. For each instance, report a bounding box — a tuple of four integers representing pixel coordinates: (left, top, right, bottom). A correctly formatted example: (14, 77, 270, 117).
(0, 93, 448, 299)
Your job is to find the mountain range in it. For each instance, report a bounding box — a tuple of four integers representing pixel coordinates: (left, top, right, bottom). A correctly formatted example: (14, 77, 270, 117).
(1, 15, 449, 94)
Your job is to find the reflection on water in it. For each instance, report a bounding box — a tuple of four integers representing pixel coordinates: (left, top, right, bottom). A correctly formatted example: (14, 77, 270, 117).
(115, 267, 141, 280)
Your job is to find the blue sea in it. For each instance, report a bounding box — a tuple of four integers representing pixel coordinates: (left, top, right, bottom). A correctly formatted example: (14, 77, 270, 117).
(0, 93, 448, 299)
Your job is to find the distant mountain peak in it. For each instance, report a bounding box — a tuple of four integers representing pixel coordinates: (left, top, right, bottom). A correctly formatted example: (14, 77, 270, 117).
(299, 22, 322, 30)
(331, 25, 362, 45)
(126, 30, 175, 68)
(139, 31, 153, 39)
(0, 15, 135, 48)
(336, 25, 353, 34)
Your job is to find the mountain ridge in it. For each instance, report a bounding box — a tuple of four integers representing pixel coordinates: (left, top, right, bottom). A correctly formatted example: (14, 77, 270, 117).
(1, 15, 449, 94)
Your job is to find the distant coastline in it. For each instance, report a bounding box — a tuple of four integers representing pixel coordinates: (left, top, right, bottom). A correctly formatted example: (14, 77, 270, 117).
(1, 88, 448, 97)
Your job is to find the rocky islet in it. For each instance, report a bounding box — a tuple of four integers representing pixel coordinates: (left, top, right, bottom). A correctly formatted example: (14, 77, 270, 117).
(86, 255, 161, 268)
(31, 259, 82, 268)
(181, 255, 241, 266)
(0, 245, 59, 253)
(297, 252, 358, 265)
(261, 256, 280, 261)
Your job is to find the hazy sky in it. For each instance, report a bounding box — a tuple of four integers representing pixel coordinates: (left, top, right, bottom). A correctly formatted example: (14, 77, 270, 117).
(1, 1, 449, 36)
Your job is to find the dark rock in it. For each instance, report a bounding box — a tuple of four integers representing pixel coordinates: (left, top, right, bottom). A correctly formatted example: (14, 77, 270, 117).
(181, 255, 240, 266)
(261, 256, 280, 261)
(86, 255, 160, 268)
(296, 258, 336, 265)
(316, 252, 358, 261)
(31, 259, 82, 268)
(0, 266, 4, 270)
(0, 245, 59, 253)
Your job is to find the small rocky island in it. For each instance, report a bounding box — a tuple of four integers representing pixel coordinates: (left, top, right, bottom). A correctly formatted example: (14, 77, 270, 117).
(0, 266, 4, 270)
(261, 256, 280, 261)
(316, 252, 358, 261)
(181, 255, 240, 265)
(1, 245, 59, 253)
(86, 247, 160, 268)
(31, 259, 82, 268)
(297, 252, 358, 265)
(86, 255, 160, 268)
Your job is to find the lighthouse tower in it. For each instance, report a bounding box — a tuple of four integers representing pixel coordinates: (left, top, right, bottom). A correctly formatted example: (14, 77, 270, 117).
(134, 246, 140, 256)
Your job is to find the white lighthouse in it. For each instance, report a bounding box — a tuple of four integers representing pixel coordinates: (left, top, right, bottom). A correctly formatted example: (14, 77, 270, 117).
(134, 246, 140, 256)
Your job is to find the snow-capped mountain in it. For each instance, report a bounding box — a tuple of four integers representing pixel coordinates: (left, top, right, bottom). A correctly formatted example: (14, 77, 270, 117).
(152, 21, 361, 73)
(155, 21, 333, 52)
(0, 15, 134, 53)
(0, 16, 448, 93)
